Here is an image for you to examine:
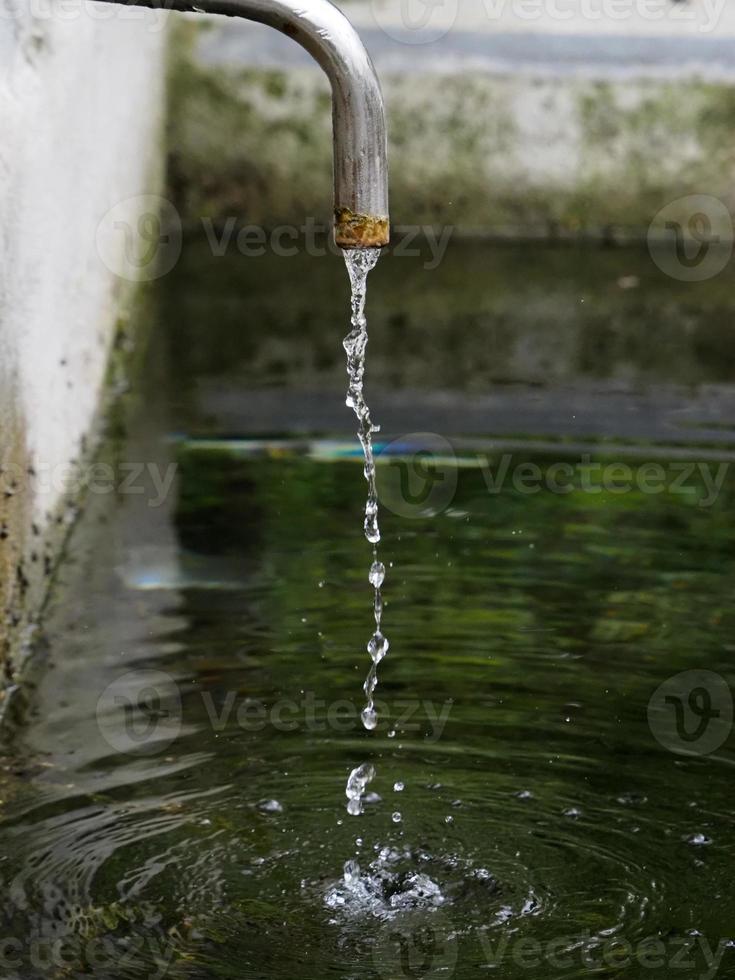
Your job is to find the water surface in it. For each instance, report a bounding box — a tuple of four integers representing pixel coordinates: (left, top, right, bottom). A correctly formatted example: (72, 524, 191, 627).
(1, 242, 734, 979)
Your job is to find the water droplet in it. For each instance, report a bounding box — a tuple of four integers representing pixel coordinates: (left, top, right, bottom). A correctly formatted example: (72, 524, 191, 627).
(345, 762, 375, 816)
(369, 561, 385, 588)
(361, 706, 378, 730)
(617, 793, 647, 806)
(392, 811, 402, 823)
(257, 799, 283, 814)
(373, 590, 383, 622)
(686, 833, 712, 846)
(367, 631, 389, 663)
(393, 781, 404, 792)
(343, 859, 360, 886)
(364, 514, 380, 544)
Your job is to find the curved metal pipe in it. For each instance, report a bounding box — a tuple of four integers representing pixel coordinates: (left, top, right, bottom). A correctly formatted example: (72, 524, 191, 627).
(92, 0, 390, 247)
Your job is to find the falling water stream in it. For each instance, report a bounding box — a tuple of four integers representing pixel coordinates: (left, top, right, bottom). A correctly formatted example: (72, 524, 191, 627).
(341, 247, 388, 825)
(338, 248, 434, 907)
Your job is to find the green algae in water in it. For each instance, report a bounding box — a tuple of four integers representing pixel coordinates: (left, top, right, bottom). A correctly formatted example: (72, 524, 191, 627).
(5, 241, 735, 977)
(3, 443, 735, 978)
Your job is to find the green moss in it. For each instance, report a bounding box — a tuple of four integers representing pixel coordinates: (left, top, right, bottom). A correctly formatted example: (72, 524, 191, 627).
(262, 70, 287, 99)
(166, 22, 735, 235)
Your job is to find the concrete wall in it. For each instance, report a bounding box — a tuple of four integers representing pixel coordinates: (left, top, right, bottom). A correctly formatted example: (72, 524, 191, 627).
(0, 1, 168, 680)
(169, 0, 735, 237)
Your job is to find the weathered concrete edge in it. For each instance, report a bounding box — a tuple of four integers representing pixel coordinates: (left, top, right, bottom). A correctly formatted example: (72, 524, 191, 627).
(169, 20, 735, 239)
(0, 8, 170, 713)
(0, 281, 162, 726)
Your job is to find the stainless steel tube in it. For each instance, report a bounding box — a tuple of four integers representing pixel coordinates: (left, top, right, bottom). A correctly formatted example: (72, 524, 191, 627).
(91, 0, 390, 247)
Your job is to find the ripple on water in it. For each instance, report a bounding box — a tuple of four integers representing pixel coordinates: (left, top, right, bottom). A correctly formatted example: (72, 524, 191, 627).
(6, 438, 735, 978)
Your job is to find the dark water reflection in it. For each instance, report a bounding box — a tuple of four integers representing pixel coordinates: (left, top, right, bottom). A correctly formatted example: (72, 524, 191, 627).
(0, 242, 734, 979)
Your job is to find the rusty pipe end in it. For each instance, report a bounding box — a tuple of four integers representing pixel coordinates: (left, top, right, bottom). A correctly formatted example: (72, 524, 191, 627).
(334, 208, 390, 249)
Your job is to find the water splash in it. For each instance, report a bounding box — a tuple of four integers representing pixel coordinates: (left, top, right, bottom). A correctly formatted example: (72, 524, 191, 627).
(342, 247, 389, 736)
(326, 846, 446, 918)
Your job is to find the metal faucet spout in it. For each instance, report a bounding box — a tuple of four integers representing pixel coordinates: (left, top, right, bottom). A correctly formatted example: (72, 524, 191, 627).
(93, 0, 390, 247)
